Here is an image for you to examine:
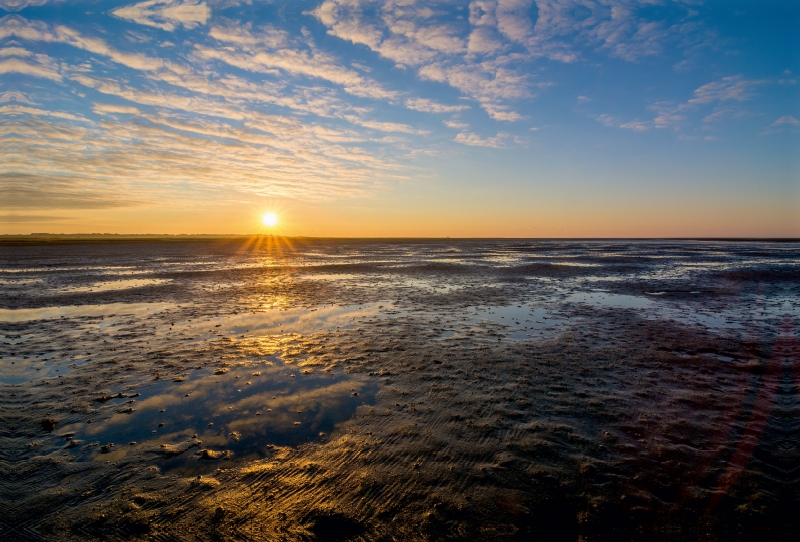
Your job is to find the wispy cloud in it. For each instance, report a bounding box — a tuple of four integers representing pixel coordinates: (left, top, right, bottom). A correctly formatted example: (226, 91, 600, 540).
(771, 115, 799, 127)
(92, 103, 142, 116)
(0, 0, 57, 12)
(405, 97, 469, 114)
(454, 131, 508, 147)
(653, 75, 766, 129)
(312, 0, 532, 121)
(688, 75, 766, 106)
(0, 90, 36, 103)
(0, 214, 75, 222)
(778, 69, 796, 86)
(0, 104, 88, 121)
(761, 115, 800, 136)
(0, 14, 414, 209)
(0, 15, 167, 71)
(202, 23, 397, 100)
(111, 1, 211, 32)
(313, 0, 705, 124)
(444, 119, 468, 130)
(0, 56, 60, 80)
(0, 1, 769, 225)
(596, 113, 649, 131)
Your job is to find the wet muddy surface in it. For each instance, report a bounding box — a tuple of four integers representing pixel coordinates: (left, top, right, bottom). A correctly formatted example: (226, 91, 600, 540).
(1, 238, 799, 540)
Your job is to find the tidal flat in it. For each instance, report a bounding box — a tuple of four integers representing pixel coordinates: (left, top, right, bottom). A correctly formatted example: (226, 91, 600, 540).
(1, 238, 798, 540)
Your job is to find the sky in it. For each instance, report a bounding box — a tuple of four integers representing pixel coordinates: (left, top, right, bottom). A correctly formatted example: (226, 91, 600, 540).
(0, 0, 797, 237)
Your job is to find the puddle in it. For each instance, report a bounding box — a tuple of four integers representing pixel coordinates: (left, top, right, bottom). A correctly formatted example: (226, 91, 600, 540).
(566, 291, 654, 309)
(62, 364, 378, 474)
(0, 353, 79, 385)
(401, 277, 466, 293)
(0, 302, 175, 322)
(657, 309, 743, 330)
(701, 352, 741, 363)
(304, 273, 360, 281)
(185, 302, 400, 339)
(670, 350, 747, 364)
(304, 273, 469, 294)
(59, 278, 171, 293)
(468, 305, 567, 339)
(0, 278, 44, 286)
(563, 290, 752, 331)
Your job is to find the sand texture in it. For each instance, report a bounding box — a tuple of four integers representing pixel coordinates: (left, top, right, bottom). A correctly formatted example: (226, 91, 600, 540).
(1, 238, 798, 540)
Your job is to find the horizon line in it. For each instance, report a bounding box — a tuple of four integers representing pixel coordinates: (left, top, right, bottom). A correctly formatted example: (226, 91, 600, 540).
(1, 233, 798, 243)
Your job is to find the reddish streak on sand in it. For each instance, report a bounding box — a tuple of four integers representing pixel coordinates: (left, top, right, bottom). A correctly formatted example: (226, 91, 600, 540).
(706, 314, 798, 512)
(679, 287, 767, 502)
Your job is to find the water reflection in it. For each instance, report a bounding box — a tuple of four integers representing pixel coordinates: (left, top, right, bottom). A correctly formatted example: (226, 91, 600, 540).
(58, 278, 171, 293)
(0, 302, 175, 322)
(63, 364, 378, 474)
(468, 305, 566, 339)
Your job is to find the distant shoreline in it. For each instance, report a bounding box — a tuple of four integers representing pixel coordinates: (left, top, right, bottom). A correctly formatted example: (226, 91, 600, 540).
(1, 234, 797, 247)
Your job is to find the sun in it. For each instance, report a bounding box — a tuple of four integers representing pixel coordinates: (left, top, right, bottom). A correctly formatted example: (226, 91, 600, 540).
(262, 212, 278, 227)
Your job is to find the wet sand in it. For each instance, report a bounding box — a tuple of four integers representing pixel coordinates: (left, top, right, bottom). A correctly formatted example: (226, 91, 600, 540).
(1, 238, 799, 540)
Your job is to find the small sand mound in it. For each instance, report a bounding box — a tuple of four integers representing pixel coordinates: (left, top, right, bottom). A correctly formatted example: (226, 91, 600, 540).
(197, 449, 233, 460)
(147, 439, 201, 456)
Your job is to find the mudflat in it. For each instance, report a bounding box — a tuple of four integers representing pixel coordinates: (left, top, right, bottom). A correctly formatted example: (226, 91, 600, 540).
(1, 238, 798, 540)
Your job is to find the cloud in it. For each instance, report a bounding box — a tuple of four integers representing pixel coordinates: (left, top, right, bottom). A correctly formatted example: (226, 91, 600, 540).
(618, 120, 649, 131)
(0, 0, 56, 12)
(208, 22, 288, 49)
(0, 173, 140, 210)
(0, 93, 404, 209)
(467, 26, 506, 55)
(595, 114, 617, 128)
(418, 61, 528, 120)
(0, 1, 737, 216)
(1, 104, 88, 121)
(701, 107, 733, 124)
(0, 15, 166, 71)
(648, 76, 766, 130)
(469, 1, 496, 27)
(0, 11, 440, 212)
(111, 1, 211, 32)
(687, 75, 766, 106)
(760, 115, 800, 136)
(0, 90, 36, 103)
(405, 97, 469, 114)
(311, 0, 708, 124)
(443, 119, 468, 129)
(778, 70, 796, 86)
(0, 45, 30, 56)
(654, 111, 685, 128)
(495, 0, 534, 46)
(0, 57, 60, 80)
(771, 115, 799, 126)
(595, 113, 649, 131)
(201, 23, 397, 100)
(312, 0, 530, 121)
(454, 131, 508, 147)
(0, 214, 75, 222)
(92, 103, 142, 115)
(343, 115, 427, 134)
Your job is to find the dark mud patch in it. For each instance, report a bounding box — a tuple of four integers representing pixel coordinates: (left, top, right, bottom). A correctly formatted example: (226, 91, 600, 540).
(307, 511, 365, 540)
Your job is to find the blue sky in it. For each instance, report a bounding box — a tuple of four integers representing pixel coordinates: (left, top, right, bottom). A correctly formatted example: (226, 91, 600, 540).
(0, 0, 797, 236)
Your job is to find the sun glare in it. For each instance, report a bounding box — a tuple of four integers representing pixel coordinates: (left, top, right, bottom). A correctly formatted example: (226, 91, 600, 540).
(262, 212, 278, 227)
